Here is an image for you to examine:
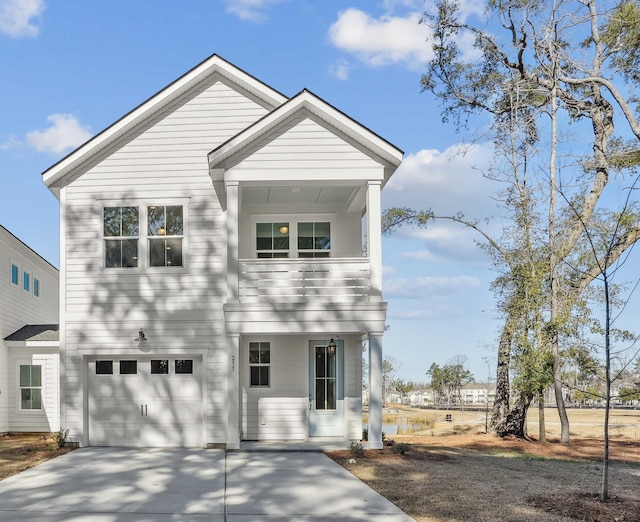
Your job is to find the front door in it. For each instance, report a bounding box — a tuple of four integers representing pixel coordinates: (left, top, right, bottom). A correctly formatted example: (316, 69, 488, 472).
(308, 340, 344, 437)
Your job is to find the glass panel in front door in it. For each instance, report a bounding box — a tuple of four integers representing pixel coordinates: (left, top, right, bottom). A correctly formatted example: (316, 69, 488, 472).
(315, 346, 337, 410)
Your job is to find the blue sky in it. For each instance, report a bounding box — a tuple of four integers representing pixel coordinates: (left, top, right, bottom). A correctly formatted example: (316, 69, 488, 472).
(2, 0, 635, 384)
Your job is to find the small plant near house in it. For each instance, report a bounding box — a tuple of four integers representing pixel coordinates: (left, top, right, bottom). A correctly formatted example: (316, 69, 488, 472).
(385, 438, 396, 447)
(52, 428, 69, 449)
(362, 427, 368, 441)
(349, 441, 365, 458)
(391, 442, 410, 456)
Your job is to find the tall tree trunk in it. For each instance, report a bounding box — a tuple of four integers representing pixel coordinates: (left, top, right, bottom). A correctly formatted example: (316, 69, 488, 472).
(490, 315, 515, 435)
(538, 391, 546, 442)
(549, 79, 571, 444)
(503, 390, 533, 438)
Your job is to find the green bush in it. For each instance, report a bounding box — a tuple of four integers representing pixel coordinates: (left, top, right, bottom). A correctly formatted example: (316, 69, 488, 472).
(391, 442, 410, 456)
(349, 441, 364, 458)
(52, 428, 69, 449)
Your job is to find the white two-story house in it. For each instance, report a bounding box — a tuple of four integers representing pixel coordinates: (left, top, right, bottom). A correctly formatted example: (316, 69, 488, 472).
(42, 55, 402, 449)
(1, 225, 59, 434)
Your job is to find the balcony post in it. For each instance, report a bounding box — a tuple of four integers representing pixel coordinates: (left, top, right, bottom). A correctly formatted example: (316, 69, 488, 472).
(367, 181, 382, 300)
(226, 182, 239, 303)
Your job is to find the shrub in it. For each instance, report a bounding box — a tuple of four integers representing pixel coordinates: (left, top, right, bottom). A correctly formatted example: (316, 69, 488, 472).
(349, 441, 365, 458)
(52, 428, 69, 449)
(391, 442, 410, 456)
(362, 427, 368, 441)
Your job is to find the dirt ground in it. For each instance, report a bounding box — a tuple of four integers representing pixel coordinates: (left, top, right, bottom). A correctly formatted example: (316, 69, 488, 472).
(328, 433, 640, 522)
(0, 433, 72, 481)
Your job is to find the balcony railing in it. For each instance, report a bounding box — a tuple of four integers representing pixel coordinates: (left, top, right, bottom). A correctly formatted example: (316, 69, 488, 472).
(238, 258, 371, 303)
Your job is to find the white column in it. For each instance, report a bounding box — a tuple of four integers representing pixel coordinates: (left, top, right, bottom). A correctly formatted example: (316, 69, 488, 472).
(366, 181, 382, 301)
(227, 333, 241, 449)
(226, 182, 240, 303)
(368, 332, 383, 449)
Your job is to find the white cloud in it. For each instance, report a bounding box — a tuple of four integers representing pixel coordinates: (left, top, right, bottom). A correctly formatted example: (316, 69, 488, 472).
(0, 135, 20, 151)
(384, 275, 481, 299)
(224, 0, 286, 22)
(382, 264, 396, 275)
(403, 249, 436, 261)
(329, 58, 350, 81)
(328, 8, 431, 69)
(0, 0, 45, 38)
(384, 143, 495, 215)
(26, 114, 92, 155)
(328, 2, 486, 71)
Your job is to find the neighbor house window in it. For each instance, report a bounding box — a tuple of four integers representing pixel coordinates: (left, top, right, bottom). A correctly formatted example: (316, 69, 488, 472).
(104, 206, 139, 268)
(148, 205, 183, 267)
(33, 278, 40, 297)
(249, 342, 270, 387)
(19, 365, 42, 410)
(298, 222, 330, 258)
(23, 272, 30, 292)
(256, 223, 289, 258)
(11, 264, 19, 285)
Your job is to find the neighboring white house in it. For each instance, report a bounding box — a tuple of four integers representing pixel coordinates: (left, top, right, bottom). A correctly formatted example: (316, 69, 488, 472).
(1, 225, 59, 433)
(42, 54, 402, 449)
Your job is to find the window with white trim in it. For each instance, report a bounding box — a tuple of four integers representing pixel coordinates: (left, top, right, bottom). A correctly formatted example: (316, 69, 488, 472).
(104, 206, 139, 268)
(148, 205, 183, 267)
(19, 365, 42, 410)
(23, 271, 30, 292)
(255, 221, 331, 258)
(33, 277, 40, 297)
(249, 342, 270, 387)
(256, 222, 289, 258)
(11, 264, 19, 285)
(298, 222, 331, 258)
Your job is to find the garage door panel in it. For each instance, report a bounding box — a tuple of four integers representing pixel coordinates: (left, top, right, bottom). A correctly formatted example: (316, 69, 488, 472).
(88, 357, 203, 447)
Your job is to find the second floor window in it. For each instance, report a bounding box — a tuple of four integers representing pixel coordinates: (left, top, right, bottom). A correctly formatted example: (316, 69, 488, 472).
(255, 221, 331, 258)
(148, 205, 183, 267)
(11, 264, 19, 285)
(23, 272, 30, 292)
(104, 206, 139, 268)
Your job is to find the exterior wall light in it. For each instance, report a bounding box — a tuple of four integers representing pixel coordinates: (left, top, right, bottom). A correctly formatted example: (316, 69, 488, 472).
(135, 328, 148, 341)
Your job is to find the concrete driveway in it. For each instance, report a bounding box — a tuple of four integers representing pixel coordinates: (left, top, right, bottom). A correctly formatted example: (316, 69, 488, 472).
(0, 447, 414, 521)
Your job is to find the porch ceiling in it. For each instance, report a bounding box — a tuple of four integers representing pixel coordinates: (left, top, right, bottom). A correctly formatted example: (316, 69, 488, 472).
(241, 185, 360, 207)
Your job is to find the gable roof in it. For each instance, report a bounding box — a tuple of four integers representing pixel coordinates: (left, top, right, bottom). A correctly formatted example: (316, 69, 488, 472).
(208, 89, 403, 180)
(4, 324, 59, 342)
(42, 54, 288, 194)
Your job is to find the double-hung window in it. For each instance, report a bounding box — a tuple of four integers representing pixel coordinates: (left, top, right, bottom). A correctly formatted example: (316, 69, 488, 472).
(19, 365, 42, 410)
(104, 206, 139, 268)
(103, 204, 185, 269)
(298, 222, 331, 258)
(249, 342, 270, 387)
(148, 205, 183, 267)
(255, 221, 331, 258)
(256, 223, 290, 258)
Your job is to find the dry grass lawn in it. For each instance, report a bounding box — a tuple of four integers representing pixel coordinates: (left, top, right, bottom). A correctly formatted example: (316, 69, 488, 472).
(0, 433, 72, 481)
(329, 407, 640, 522)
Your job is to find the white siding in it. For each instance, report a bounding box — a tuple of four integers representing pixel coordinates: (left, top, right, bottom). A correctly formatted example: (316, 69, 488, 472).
(0, 227, 58, 433)
(240, 335, 362, 441)
(7, 350, 59, 432)
(240, 335, 308, 440)
(231, 116, 381, 178)
(60, 76, 269, 445)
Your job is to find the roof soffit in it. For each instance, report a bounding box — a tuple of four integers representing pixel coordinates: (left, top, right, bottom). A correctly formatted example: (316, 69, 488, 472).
(42, 54, 288, 190)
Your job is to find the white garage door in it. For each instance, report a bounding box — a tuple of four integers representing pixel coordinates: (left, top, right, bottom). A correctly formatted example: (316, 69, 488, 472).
(88, 357, 203, 447)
